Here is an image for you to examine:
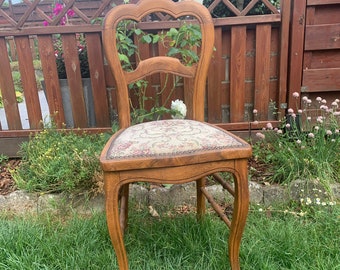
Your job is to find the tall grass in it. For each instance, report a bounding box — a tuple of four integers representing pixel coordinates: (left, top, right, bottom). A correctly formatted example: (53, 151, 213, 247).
(1, 203, 339, 270)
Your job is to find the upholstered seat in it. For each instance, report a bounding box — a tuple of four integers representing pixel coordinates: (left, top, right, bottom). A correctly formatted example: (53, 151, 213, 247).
(100, 0, 251, 269)
(106, 119, 246, 161)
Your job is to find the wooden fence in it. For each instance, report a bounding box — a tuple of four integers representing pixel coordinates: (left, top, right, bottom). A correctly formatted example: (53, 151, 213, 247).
(288, 0, 340, 109)
(0, 0, 327, 156)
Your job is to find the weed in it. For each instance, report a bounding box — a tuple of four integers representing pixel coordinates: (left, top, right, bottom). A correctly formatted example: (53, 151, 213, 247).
(252, 94, 340, 188)
(12, 122, 109, 193)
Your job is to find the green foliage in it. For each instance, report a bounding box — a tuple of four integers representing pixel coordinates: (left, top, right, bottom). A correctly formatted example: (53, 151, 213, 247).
(12, 124, 109, 193)
(116, 21, 202, 124)
(252, 95, 340, 187)
(0, 154, 9, 165)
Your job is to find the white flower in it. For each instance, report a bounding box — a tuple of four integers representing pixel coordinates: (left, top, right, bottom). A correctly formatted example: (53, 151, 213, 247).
(171, 99, 187, 119)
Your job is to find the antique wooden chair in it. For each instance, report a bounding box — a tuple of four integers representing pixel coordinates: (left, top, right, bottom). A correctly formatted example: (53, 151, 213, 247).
(101, 0, 252, 269)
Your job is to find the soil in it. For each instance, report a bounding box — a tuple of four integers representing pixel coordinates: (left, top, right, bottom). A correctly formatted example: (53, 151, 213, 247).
(0, 159, 20, 196)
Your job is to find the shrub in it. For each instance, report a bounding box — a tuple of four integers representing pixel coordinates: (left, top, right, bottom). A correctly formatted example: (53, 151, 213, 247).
(12, 124, 109, 193)
(252, 94, 340, 188)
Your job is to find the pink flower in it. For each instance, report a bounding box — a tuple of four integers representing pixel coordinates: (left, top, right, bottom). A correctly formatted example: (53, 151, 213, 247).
(292, 92, 299, 98)
(266, 122, 273, 130)
(256, 132, 265, 140)
(308, 133, 315, 138)
(53, 3, 63, 15)
(297, 109, 302, 114)
(253, 109, 258, 114)
(302, 96, 308, 102)
(326, 130, 332, 136)
(287, 108, 294, 114)
(316, 97, 322, 102)
(67, 9, 75, 17)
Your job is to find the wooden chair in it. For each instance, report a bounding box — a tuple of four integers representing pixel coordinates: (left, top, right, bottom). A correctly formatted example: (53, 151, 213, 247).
(101, 0, 251, 269)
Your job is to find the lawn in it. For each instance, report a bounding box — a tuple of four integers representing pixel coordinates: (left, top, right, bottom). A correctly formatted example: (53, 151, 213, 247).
(0, 203, 339, 270)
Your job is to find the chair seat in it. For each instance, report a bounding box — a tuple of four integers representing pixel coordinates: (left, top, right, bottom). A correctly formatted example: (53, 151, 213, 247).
(105, 120, 249, 163)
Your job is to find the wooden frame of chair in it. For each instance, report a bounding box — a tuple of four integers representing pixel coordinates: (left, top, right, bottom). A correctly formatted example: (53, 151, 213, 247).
(101, 0, 252, 269)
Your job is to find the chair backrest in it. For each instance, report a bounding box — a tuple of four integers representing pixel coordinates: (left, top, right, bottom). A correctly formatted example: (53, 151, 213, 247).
(103, 0, 214, 128)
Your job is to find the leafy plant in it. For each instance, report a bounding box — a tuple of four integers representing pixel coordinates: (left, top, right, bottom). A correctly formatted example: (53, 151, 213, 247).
(252, 93, 340, 188)
(12, 123, 109, 193)
(0, 154, 8, 165)
(116, 20, 201, 123)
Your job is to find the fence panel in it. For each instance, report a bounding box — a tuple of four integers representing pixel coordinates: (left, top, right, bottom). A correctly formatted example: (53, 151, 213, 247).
(0, 0, 287, 156)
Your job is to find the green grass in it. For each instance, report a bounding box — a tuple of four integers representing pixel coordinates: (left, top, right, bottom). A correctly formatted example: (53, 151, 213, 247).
(0, 204, 339, 270)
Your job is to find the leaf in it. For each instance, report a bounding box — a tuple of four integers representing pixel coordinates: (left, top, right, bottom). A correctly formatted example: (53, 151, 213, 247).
(142, 34, 152, 44)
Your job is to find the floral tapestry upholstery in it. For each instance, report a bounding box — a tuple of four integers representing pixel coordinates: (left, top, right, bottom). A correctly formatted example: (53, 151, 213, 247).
(107, 120, 245, 159)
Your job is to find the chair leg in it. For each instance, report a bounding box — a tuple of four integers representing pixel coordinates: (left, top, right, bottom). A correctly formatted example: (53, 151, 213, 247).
(104, 173, 129, 270)
(120, 184, 129, 232)
(196, 177, 206, 219)
(228, 159, 249, 270)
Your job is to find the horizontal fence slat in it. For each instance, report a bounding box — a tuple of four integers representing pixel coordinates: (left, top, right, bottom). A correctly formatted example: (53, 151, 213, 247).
(302, 68, 340, 92)
(305, 24, 340, 50)
(307, 0, 340, 5)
